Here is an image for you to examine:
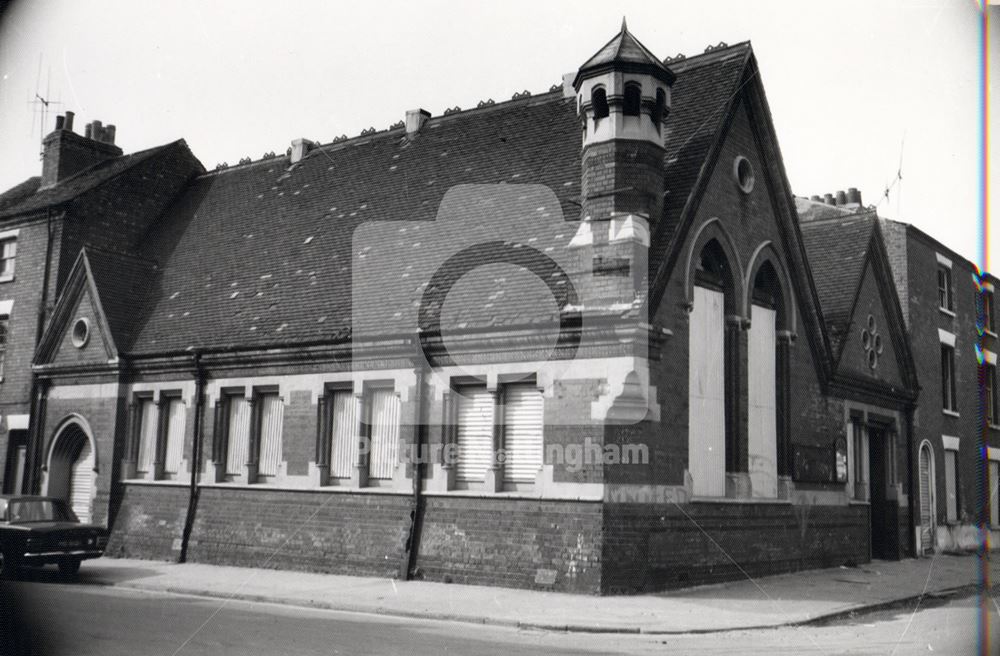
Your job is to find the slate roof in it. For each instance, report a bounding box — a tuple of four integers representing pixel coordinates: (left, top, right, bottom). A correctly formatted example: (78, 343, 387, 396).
(70, 43, 754, 356)
(798, 198, 879, 354)
(575, 21, 676, 85)
(0, 142, 183, 219)
(83, 248, 160, 353)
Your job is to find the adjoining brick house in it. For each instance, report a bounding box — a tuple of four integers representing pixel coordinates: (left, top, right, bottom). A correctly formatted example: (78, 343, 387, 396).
(0, 24, 984, 593)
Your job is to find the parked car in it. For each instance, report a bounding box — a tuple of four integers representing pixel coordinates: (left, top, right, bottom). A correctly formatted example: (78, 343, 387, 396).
(0, 495, 107, 578)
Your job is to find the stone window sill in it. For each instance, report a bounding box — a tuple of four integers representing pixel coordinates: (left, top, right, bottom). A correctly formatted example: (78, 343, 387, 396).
(939, 307, 956, 318)
(0, 275, 14, 285)
(690, 496, 792, 505)
(942, 409, 960, 418)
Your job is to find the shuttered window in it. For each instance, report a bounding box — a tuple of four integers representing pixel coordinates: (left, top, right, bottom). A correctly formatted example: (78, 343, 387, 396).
(456, 385, 494, 482)
(501, 383, 543, 483)
(70, 439, 94, 523)
(748, 304, 777, 498)
(991, 460, 999, 527)
(989, 365, 998, 426)
(367, 389, 400, 480)
(940, 345, 957, 412)
(944, 449, 958, 522)
(162, 397, 187, 475)
(918, 444, 934, 553)
(225, 395, 251, 476)
(258, 393, 284, 477)
(136, 397, 157, 474)
(688, 285, 726, 497)
(329, 390, 358, 479)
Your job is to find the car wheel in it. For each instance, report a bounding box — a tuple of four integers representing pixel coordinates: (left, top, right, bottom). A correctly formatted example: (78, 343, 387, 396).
(0, 551, 18, 580)
(58, 558, 81, 578)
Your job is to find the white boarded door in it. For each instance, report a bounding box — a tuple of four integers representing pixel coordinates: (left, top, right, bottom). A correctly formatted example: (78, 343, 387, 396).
(918, 443, 934, 553)
(136, 398, 157, 474)
(748, 304, 778, 498)
(368, 389, 400, 480)
(456, 386, 494, 482)
(330, 390, 359, 478)
(688, 285, 726, 497)
(69, 439, 94, 523)
(258, 393, 284, 477)
(502, 384, 544, 483)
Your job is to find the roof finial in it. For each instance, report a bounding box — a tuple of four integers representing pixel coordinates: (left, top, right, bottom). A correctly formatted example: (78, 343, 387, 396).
(621, 16, 628, 33)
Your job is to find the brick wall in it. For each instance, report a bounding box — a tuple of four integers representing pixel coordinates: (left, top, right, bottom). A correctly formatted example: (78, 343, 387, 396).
(186, 488, 410, 577)
(414, 496, 602, 593)
(603, 501, 869, 593)
(106, 483, 189, 560)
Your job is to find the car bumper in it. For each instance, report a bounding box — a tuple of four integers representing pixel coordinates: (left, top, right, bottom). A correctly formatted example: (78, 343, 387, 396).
(21, 550, 104, 564)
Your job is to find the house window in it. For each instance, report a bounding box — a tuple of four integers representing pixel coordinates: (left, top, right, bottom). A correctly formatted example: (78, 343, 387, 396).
(327, 388, 358, 480)
(162, 396, 186, 476)
(988, 364, 998, 426)
(256, 392, 283, 478)
(944, 448, 959, 523)
(365, 387, 400, 481)
(454, 380, 544, 489)
(985, 289, 996, 334)
(0, 314, 8, 380)
(0, 238, 16, 280)
(135, 396, 157, 475)
(940, 344, 957, 412)
(224, 393, 251, 477)
(937, 265, 953, 312)
(623, 83, 641, 117)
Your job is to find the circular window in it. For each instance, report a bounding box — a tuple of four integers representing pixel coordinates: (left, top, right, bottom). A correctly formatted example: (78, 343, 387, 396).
(733, 156, 755, 193)
(71, 318, 90, 349)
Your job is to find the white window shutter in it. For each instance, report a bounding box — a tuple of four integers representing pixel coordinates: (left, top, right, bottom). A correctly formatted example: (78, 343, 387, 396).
(330, 390, 358, 478)
(456, 386, 494, 482)
(368, 389, 400, 480)
(944, 449, 958, 522)
(136, 398, 157, 474)
(502, 384, 543, 483)
(688, 285, 726, 497)
(747, 304, 777, 498)
(258, 393, 284, 477)
(69, 439, 94, 523)
(163, 398, 187, 474)
(225, 396, 251, 476)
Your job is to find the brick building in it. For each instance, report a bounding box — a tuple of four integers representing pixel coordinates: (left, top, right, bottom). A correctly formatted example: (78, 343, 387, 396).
(0, 24, 989, 593)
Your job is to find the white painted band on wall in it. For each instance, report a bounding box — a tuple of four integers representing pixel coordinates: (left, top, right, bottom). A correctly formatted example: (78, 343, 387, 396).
(986, 350, 998, 365)
(942, 435, 960, 451)
(938, 328, 956, 347)
(0, 229, 20, 241)
(936, 252, 953, 268)
(0, 300, 13, 316)
(990, 447, 1000, 462)
(5, 414, 28, 430)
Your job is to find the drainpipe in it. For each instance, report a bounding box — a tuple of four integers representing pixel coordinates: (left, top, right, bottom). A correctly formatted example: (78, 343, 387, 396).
(906, 401, 917, 557)
(179, 352, 205, 563)
(400, 358, 427, 580)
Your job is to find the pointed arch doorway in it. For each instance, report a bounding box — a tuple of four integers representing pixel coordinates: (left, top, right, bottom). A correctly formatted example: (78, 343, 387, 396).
(46, 421, 96, 523)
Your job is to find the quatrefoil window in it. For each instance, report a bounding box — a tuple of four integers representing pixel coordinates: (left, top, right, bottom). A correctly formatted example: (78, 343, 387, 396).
(860, 314, 883, 369)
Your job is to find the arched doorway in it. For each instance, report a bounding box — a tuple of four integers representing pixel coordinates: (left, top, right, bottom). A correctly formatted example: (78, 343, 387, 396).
(46, 422, 95, 523)
(918, 441, 936, 555)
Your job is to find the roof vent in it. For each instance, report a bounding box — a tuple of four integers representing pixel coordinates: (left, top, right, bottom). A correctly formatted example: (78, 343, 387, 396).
(405, 109, 431, 137)
(289, 138, 316, 165)
(562, 73, 576, 99)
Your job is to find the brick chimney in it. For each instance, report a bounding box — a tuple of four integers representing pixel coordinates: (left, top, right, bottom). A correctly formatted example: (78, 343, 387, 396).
(40, 113, 123, 188)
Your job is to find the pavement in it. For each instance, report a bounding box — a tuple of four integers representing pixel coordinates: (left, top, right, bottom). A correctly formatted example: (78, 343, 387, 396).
(71, 552, 993, 635)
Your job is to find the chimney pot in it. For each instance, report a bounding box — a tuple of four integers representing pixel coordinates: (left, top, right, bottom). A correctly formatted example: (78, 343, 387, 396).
(84, 123, 93, 139)
(405, 109, 431, 137)
(64, 111, 74, 132)
(289, 138, 315, 164)
(810, 195, 822, 202)
(105, 124, 116, 145)
(823, 193, 835, 205)
(91, 119, 103, 141)
(847, 187, 861, 205)
(55, 115, 65, 131)
(835, 190, 847, 205)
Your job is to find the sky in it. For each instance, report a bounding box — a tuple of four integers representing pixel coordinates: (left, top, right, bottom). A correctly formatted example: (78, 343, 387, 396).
(0, 0, 995, 269)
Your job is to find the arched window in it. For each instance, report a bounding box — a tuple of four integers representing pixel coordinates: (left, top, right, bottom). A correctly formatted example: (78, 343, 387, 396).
(591, 86, 609, 120)
(652, 89, 666, 131)
(689, 239, 732, 497)
(748, 262, 783, 498)
(623, 83, 641, 117)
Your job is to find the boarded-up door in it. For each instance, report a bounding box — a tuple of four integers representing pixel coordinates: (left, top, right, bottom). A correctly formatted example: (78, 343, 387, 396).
(689, 285, 726, 497)
(69, 439, 94, 523)
(748, 304, 777, 498)
(918, 443, 934, 554)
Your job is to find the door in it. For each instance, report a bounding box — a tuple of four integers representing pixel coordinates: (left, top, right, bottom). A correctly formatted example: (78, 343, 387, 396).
(69, 438, 94, 523)
(3, 430, 28, 494)
(688, 285, 726, 497)
(868, 427, 890, 559)
(918, 443, 935, 554)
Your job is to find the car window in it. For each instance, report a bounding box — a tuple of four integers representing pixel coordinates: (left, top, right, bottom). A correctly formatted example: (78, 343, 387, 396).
(0, 499, 6, 521)
(8, 499, 74, 523)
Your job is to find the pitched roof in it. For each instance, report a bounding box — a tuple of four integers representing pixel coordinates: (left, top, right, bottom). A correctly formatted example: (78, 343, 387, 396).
(798, 200, 879, 354)
(575, 21, 676, 85)
(83, 248, 160, 352)
(91, 44, 753, 356)
(0, 142, 186, 219)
